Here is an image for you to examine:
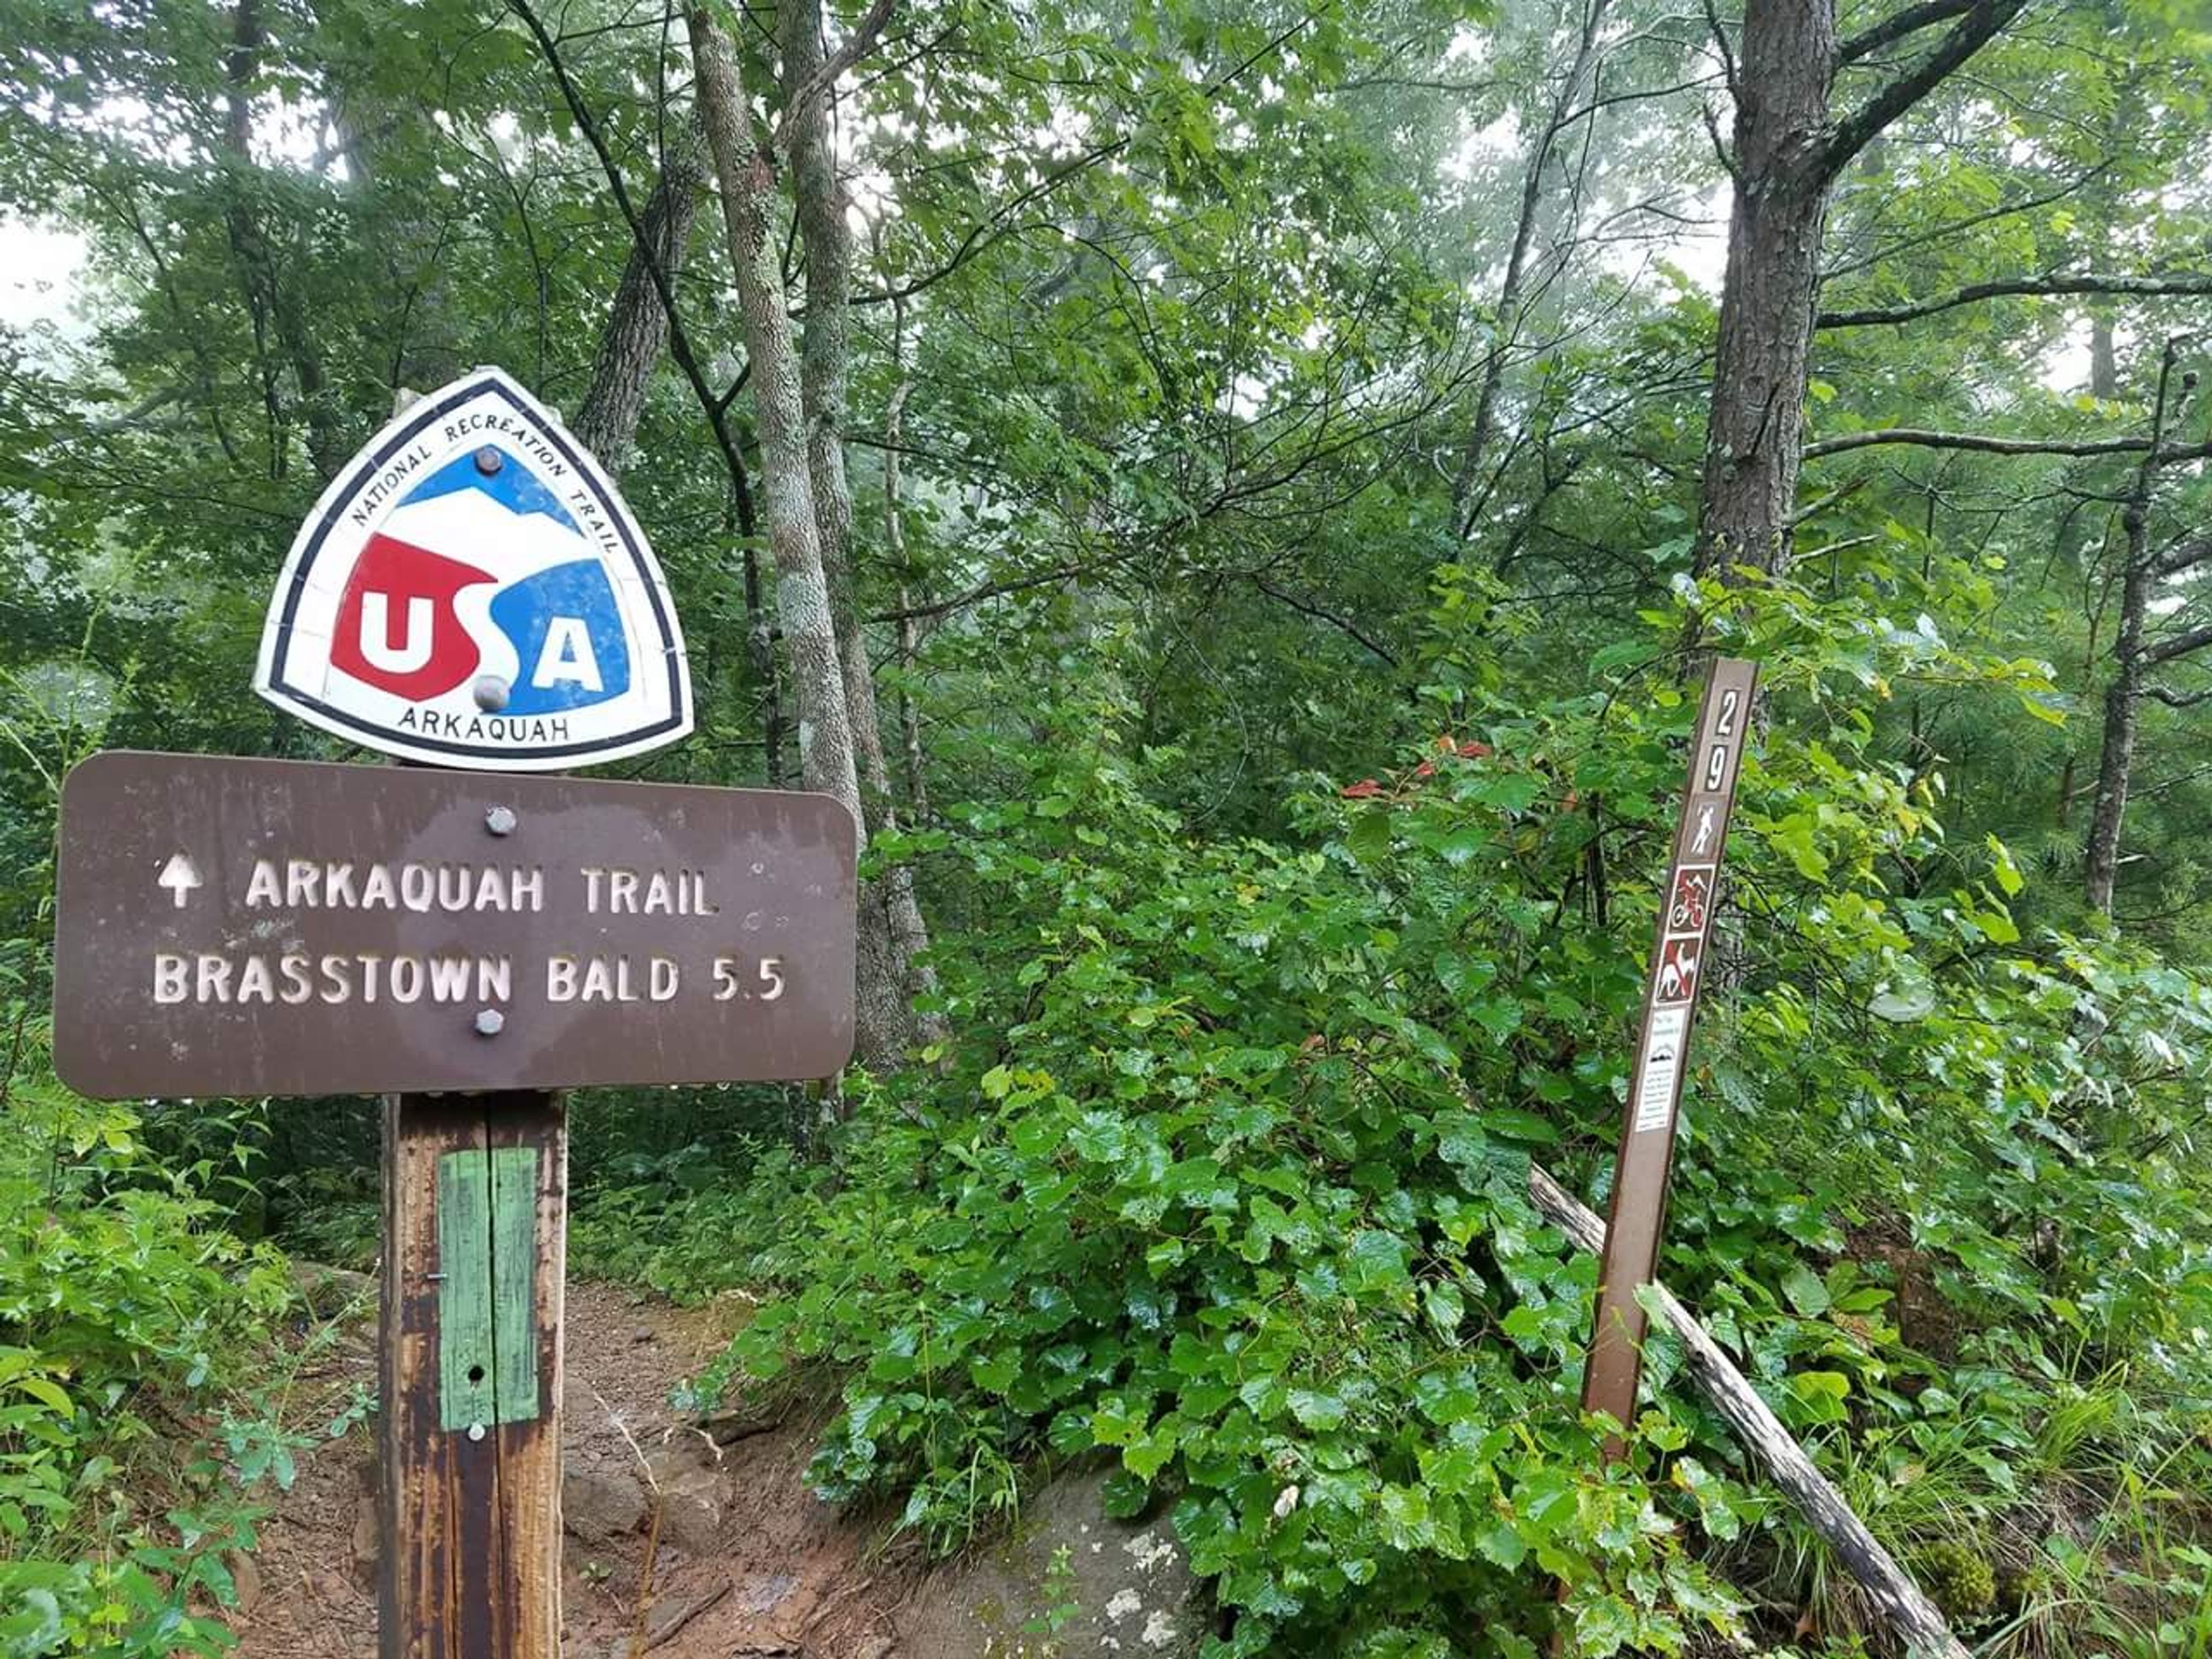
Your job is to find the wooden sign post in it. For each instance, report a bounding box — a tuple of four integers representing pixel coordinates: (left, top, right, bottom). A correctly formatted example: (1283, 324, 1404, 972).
(378, 1092, 567, 1659)
(1579, 657, 1756, 1457)
(52, 370, 859, 1659)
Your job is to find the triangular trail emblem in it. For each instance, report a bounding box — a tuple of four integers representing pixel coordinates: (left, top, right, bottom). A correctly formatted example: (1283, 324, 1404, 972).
(254, 366, 691, 771)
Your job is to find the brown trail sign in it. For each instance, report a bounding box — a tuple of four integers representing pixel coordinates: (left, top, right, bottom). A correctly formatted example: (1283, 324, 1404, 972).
(1579, 657, 1756, 1456)
(54, 751, 856, 1098)
(51, 369, 860, 1659)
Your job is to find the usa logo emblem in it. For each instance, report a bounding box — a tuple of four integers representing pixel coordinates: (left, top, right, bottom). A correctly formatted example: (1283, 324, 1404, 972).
(255, 367, 691, 770)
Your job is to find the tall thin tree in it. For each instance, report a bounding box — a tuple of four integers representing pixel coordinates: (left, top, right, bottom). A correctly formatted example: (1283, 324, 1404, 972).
(781, 0, 937, 1041)
(687, 0, 913, 1072)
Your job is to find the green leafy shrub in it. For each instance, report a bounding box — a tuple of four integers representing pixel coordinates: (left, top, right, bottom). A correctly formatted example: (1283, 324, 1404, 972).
(688, 695, 1772, 1655)
(0, 1046, 293, 1657)
(675, 590, 2212, 1656)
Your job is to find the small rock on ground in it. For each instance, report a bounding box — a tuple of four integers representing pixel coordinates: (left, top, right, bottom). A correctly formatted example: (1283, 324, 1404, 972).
(564, 1459, 649, 1544)
(644, 1437, 728, 1556)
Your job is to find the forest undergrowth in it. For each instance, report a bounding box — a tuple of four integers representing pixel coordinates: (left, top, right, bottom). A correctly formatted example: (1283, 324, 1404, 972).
(7, 0, 2212, 1653)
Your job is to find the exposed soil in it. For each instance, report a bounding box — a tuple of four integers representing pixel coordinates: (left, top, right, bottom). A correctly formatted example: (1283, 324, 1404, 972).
(1842, 1224, 1965, 1363)
(231, 1277, 915, 1659)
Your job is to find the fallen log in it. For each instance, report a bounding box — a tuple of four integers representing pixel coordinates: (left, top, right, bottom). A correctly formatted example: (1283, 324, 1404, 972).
(1528, 1161, 1969, 1659)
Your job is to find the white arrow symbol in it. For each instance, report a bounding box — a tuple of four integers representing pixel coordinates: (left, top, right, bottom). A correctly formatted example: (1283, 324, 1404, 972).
(157, 853, 202, 908)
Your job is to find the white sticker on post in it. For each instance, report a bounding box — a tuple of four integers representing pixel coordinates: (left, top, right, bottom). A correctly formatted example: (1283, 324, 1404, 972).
(1634, 1005, 1688, 1132)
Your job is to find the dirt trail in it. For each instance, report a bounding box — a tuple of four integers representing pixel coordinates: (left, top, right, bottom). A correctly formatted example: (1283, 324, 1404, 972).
(232, 1278, 911, 1659)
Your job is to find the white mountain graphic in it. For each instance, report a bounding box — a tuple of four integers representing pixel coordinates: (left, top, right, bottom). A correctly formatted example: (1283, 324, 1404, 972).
(377, 486, 594, 588)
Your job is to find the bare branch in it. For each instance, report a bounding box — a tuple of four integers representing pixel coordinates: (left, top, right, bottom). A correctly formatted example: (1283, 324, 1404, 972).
(1818, 0, 2027, 182)
(1247, 575, 1398, 664)
(854, 138, 1130, 305)
(1699, 97, 1738, 181)
(866, 558, 1116, 624)
(1824, 161, 2113, 280)
(2152, 537, 2212, 578)
(2147, 623, 2212, 666)
(1805, 429, 2212, 462)
(1556, 72, 1726, 127)
(1700, 0, 1738, 98)
(1837, 0, 1980, 66)
(1820, 270, 2212, 329)
(1787, 475, 1869, 526)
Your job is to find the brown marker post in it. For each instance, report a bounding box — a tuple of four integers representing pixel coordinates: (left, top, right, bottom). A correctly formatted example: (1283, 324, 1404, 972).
(1579, 657, 1757, 1458)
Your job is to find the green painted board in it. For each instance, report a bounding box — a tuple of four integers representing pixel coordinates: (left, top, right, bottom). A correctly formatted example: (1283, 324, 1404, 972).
(437, 1146, 541, 1431)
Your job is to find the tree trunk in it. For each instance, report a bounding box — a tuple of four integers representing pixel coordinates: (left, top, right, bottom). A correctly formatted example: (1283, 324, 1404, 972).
(571, 129, 708, 471)
(2084, 630, 2141, 918)
(1698, 0, 2022, 578)
(688, 3, 910, 1074)
(745, 539, 785, 790)
(782, 0, 936, 1048)
(780, 0, 860, 680)
(1693, 0, 1837, 581)
(2086, 341, 2185, 916)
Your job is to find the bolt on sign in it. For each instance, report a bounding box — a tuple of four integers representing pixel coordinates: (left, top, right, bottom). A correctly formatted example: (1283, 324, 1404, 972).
(51, 751, 857, 1099)
(253, 366, 690, 770)
(1580, 657, 1758, 1458)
